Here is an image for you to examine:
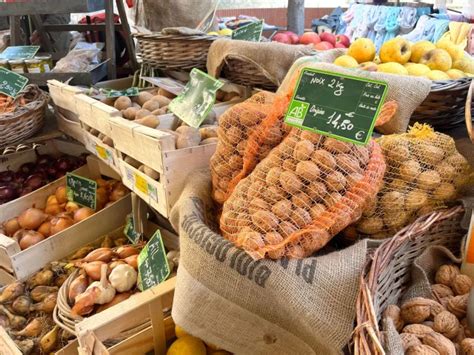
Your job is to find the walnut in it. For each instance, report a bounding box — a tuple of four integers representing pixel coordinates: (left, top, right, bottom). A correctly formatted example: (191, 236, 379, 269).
(403, 324, 435, 337)
(406, 344, 440, 355)
(401, 333, 422, 351)
(451, 275, 472, 296)
(422, 332, 456, 355)
(384, 304, 404, 332)
(401, 298, 444, 324)
(453, 325, 465, 343)
(433, 311, 460, 339)
(435, 265, 460, 287)
(460, 338, 474, 355)
(432, 284, 454, 299)
(447, 294, 468, 319)
(461, 318, 474, 338)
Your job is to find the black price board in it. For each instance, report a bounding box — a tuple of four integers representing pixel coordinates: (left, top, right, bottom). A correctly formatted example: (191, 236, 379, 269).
(284, 68, 388, 145)
(0, 67, 28, 98)
(66, 173, 97, 210)
(231, 20, 263, 42)
(138, 230, 170, 291)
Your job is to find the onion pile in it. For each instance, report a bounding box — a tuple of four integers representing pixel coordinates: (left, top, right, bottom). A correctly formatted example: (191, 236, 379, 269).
(1, 179, 128, 250)
(0, 152, 88, 205)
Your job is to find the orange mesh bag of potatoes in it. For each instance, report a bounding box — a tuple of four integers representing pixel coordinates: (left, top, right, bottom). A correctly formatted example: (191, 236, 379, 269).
(351, 123, 471, 239)
(210, 91, 293, 204)
(219, 128, 386, 260)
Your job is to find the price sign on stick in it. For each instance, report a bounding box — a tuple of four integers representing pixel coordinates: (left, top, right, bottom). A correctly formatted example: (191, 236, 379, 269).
(169, 68, 223, 128)
(284, 68, 388, 145)
(105, 87, 139, 98)
(0, 67, 28, 98)
(66, 173, 97, 210)
(0, 46, 40, 60)
(231, 20, 264, 42)
(138, 230, 170, 291)
(124, 215, 141, 244)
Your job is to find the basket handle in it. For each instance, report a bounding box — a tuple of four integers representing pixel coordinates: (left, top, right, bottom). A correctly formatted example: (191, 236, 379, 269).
(466, 79, 474, 144)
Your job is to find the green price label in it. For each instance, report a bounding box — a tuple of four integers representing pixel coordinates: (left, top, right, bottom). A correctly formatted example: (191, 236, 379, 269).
(0, 67, 28, 98)
(231, 20, 264, 42)
(168, 68, 223, 128)
(105, 87, 140, 98)
(137, 230, 170, 291)
(0, 46, 40, 60)
(66, 173, 97, 210)
(124, 215, 141, 244)
(284, 68, 388, 145)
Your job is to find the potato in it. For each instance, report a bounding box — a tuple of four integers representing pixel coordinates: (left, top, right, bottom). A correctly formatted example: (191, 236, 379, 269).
(336, 154, 361, 175)
(251, 210, 279, 232)
(305, 182, 327, 201)
(265, 232, 283, 245)
(415, 144, 445, 166)
(291, 192, 311, 209)
(151, 95, 171, 107)
(114, 96, 132, 110)
(380, 191, 405, 211)
(323, 137, 352, 153)
(226, 126, 243, 145)
(300, 131, 323, 144)
(199, 126, 218, 140)
(124, 155, 141, 168)
(176, 127, 201, 149)
(142, 100, 161, 112)
(90, 128, 100, 136)
(309, 203, 325, 219)
(405, 190, 428, 211)
(216, 90, 225, 102)
(293, 140, 314, 161)
(122, 107, 139, 120)
(137, 91, 154, 106)
(289, 207, 311, 228)
(98, 133, 106, 140)
(239, 109, 264, 126)
(102, 136, 114, 147)
(279, 171, 303, 194)
(152, 108, 168, 116)
(132, 102, 141, 109)
(311, 149, 336, 170)
(384, 210, 408, 229)
(296, 160, 320, 181)
(282, 159, 296, 171)
(417, 170, 441, 191)
(266, 167, 283, 185)
(136, 109, 152, 120)
(200, 137, 218, 145)
(138, 165, 160, 180)
(249, 198, 270, 214)
(435, 161, 457, 182)
(278, 221, 297, 237)
(325, 192, 343, 207)
(223, 91, 240, 102)
(262, 126, 283, 146)
(399, 160, 421, 183)
(433, 183, 456, 200)
(271, 200, 292, 220)
(446, 153, 469, 172)
(100, 97, 116, 106)
(157, 88, 176, 99)
(325, 171, 347, 192)
(263, 185, 287, 202)
(357, 217, 384, 234)
(136, 115, 160, 128)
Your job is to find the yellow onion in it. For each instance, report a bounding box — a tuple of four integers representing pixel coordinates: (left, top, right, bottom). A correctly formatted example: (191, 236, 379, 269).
(65, 201, 80, 213)
(73, 207, 95, 223)
(4, 218, 20, 236)
(19, 231, 45, 250)
(109, 183, 128, 202)
(116, 245, 139, 259)
(84, 247, 115, 262)
(37, 221, 51, 237)
(124, 254, 138, 270)
(55, 186, 68, 204)
(83, 261, 107, 281)
(44, 203, 62, 216)
(49, 216, 74, 235)
(18, 208, 47, 230)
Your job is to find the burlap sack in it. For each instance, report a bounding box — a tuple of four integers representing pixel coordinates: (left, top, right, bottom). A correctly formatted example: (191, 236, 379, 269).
(170, 170, 374, 354)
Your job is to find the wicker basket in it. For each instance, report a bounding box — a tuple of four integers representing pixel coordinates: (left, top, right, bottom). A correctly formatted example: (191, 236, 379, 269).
(221, 56, 278, 91)
(135, 33, 217, 71)
(0, 85, 48, 148)
(352, 206, 465, 354)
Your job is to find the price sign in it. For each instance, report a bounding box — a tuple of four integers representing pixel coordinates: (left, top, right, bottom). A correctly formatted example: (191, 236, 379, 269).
(137, 230, 170, 291)
(105, 87, 139, 98)
(66, 173, 97, 210)
(168, 68, 223, 128)
(0, 67, 28, 98)
(0, 46, 40, 60)
(134, 173, 148, 195)
(124, 215, 141, 244)
(284, 68, 388, 145)
(231, 20, 264, 42)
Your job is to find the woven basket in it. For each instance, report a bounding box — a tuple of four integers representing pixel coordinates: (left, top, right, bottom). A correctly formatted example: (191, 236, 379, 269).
(0, 85, 48, 148)
(135, 33, 217, 71)
(221, 56, 278, 91)
(352, 206, 465, 354)
(410, 78, 472, 131)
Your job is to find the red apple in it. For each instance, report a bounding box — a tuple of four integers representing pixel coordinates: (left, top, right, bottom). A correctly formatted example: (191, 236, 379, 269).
(335, 42, 347, 48)
(299, 32, 321, 45)
(319, 32, 336, 46)
(335, 34, 350, 47)
(283, 31, 299, 44)
(314, 41, 334, 50)
(272, 33, 292, 44)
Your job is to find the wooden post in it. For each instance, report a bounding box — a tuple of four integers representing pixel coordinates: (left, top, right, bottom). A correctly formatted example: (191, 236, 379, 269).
(105, 0, 116, 79)
(287, 0, 305, 35)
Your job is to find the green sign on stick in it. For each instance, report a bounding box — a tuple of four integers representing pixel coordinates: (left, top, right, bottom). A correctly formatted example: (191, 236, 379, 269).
(231, 20, 264, 42)
(137, 230, 170, 291)
(168, 68, 223, 128)
(124, 215, 141, 244)
(0, 67, 28, 98)
(66, 173, 97, 210)
(0, 46, 40, 60)
(284, 68, 388, 145)
(105, 87, 139, 98)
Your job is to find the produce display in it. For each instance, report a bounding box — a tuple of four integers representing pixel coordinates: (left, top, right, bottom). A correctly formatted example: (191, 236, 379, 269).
(384, 264, 474, 354)
(0, 179, 128, 250)
(168, 325, 230, 355)
(0, 152, 87, 204)
(272, 31, 351, 50)
(0, 85, 45, 114)
(335, 37, 474, 80)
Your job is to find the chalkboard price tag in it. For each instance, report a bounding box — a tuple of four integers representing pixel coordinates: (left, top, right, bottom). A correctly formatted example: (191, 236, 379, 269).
(231, 20, 264, 42)
(66, 173, 97, 210)
(168, 68, 223, 128)
(0, 46, 40, 60)
(284, 68, 388, 145)
(137, 230, 170, 291)
(124, 215, 141, 244)
(105, 87, 139, 98)
(0, 67, 28, 98)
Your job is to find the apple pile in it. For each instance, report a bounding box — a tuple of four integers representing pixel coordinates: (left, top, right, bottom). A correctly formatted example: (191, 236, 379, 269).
(272, 31, 350, 50)
(333, 37, 474, 80)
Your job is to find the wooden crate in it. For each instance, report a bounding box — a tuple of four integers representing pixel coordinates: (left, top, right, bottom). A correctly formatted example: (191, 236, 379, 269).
(47, 79, 85, 115)
(0, 157, 128, 284)
(54, 107, 87, 145)
(82, 130, 121, 175)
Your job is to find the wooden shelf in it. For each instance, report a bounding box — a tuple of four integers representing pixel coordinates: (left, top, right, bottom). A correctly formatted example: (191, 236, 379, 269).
(0, 0, 104, 16)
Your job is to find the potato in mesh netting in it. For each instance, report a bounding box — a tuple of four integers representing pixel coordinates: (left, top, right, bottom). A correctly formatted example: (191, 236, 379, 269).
(210, 91, 292, 205)
(351, 123, 471, 239)
(219, 128, 386, 260)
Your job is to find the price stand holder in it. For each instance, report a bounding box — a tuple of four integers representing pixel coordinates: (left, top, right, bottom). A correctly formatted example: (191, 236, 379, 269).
(66, 173, 97, 210)
(231, 20, 264, 42)
(0, 67, 28, 98)
(104, 87, 140, 98)
(0, 46, 40, 60)
(137, 230, 170, 291)
(284, 68, 388, 145)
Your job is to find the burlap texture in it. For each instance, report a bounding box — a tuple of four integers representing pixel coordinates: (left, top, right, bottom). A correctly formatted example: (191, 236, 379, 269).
(170, 170, 371, 355)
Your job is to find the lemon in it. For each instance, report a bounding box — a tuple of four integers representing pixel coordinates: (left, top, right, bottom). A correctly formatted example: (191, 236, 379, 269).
(167, 336, 206, 355)
(207, 31, 219, 36)
(175, 325, 189, 338)
(218, 28, 233, 36)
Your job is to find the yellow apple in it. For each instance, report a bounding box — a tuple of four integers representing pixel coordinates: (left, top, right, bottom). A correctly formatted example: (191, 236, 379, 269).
(410, 40, 436, 63)
(334, 55, 359, 68)
(436, 39, 464, 62)
(425, 70, 450, 81)
(406, 63, 431, 77)
(359, 62, 378, 71)
(453, 58, 474, 74)
(347, 38, 376, 63)
(380, 38, 412, 64)
(419, 49, 452, 71)
(446, 69, 466, 79)
(377, 62, 408, 75)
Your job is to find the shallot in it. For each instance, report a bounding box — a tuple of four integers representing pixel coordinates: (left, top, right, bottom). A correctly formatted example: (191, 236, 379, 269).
(18, 208, 47, 229)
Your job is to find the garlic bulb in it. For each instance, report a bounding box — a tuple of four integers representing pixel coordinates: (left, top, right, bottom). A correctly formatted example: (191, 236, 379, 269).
(86, 264, 115, 305)
(108, 264, 137, 292)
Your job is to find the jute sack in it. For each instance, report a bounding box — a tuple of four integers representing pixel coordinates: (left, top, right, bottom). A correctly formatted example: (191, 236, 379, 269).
(170, 170, 376, 355)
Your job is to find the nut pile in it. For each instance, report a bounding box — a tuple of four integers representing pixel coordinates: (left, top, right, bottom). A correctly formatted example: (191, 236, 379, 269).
(384, 264, 473, 354)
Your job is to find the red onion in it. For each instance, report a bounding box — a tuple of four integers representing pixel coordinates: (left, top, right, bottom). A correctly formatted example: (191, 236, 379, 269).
(0, 186, 17, 201)
(0, 170, 14, 183)
(19, 163, 35, 175)
(24, 174, 45, 190)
